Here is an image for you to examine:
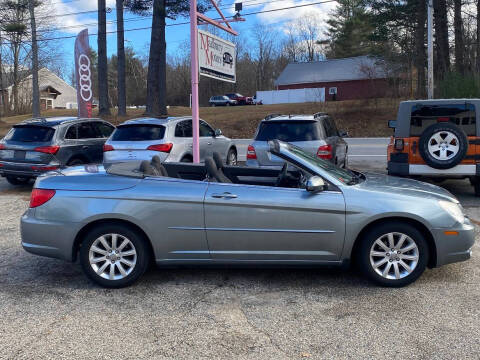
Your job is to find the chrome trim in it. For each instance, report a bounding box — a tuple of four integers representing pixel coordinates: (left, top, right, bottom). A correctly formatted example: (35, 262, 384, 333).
(169, 226, 335, 234)
(409, 164, 476, 175)
(22, 242, 58, 250)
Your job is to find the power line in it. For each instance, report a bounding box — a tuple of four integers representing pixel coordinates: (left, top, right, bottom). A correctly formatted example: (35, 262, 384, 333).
(0, 0, 336, 45)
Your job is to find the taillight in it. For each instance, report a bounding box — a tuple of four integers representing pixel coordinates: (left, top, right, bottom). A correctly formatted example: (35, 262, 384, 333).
(29, 189, 56, 208)
(34, 145, 60, 154)
(317, 144, 332, 159)
(147, 143, 173, 153)
(247, 145, 257, 160)
(103, 144, 114, 152)
(394, 139, 404, 151)
(31, 165, 59, 171)
(0, 144, 5, 150)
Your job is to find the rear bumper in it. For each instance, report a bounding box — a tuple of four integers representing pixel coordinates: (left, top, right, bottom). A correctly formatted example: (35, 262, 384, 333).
(388, 161, 480, 177)
(0, 161, 59, 178)
(433, 219, 475, 267)
(21, 209, 81, 262)
(103, 151, 170, 164)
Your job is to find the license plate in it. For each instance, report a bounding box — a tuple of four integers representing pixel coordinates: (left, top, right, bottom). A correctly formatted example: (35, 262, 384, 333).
(14, 150, 26, 160)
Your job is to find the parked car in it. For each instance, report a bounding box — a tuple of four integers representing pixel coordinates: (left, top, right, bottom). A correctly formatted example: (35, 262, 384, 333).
(388, 99, 480, 196)
(252, 95, 263, 105)
(209, 96, 237, 107)
(103, 117, 238, 165)
(225, 93, 253, 105)
(21, 140, 474, 288)
(247, 113, 348, 168)
(0, 117, 114, 185)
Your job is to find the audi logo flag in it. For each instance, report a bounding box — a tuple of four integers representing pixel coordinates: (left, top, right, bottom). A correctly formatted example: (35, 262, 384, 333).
(74, 29, 93, 118)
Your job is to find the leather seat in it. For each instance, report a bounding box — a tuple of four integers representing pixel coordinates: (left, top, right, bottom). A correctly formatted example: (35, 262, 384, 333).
(151, 156, 168, 176)
(205, 157, 232, 183)
(139, 160, 156, 176)
(213, 152, 223, 169)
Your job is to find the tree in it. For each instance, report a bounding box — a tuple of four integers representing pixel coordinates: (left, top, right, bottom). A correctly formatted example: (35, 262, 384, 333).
(97, 0, 111, 116)
(477, 0, 480, 72)
(116, 0, 126, 116)
(414, 0, 427, 98)
(433, 0, 450, 79)
(453, 0, 465, 75)
(125, 0, 210, 117)
(28, 0, 39, 117)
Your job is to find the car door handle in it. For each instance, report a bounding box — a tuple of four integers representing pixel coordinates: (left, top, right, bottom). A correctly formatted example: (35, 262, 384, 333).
(211, 192, 237, 199)
(82, 145, 89, 150)
(207, 142, 212, 145)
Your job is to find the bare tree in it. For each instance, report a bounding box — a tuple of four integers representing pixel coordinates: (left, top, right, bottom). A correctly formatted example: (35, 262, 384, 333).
(453, 0, 465, 74)
(28, 0, 39, 117)
(116, 0, 126, 116)
(414, 0, 427, 98)
(433, 0, 450, 79)
(98, 0, 111, 116)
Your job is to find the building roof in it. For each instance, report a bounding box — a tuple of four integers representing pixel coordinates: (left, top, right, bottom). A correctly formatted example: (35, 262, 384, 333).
(274, 56, 387, 87)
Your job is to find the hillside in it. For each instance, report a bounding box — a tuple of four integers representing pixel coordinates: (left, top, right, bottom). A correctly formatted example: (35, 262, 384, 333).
(0, 99, 399, 139)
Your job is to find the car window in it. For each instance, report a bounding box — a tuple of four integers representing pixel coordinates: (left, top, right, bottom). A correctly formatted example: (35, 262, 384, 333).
(410, 103, 477, 136)
(199, 121, 214, 137)
(5, 126, 55, 142)
(64, 125, 77, 140)
(95, 122, 115, 138)
(112, 124, 166, 141)
(77, 122, 98, 139)
(175, 120, 193, 137)
(255, 121, 322, 142)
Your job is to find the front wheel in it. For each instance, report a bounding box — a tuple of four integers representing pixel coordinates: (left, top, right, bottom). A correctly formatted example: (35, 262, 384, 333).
(358, 222, 428, 287)
(80, 224, 150, 288)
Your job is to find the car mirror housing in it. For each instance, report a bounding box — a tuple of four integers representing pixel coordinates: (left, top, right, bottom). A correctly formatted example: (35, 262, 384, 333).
(339, 130, 349, 137)
(214, 129, 222, 137)
(306, 176, 327, 193)
(388, 120, 397, 129)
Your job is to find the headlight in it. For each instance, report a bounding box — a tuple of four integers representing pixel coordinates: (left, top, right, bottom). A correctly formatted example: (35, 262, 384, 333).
(438, 200, 465, 224)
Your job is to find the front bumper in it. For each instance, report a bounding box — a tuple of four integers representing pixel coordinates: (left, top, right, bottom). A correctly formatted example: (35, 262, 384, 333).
(21, 209, 81, 262)
(433, 218, 475, 267)
(0, 161, 59, 178)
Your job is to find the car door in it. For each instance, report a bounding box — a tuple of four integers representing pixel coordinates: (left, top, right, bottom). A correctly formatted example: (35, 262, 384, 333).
(204, 181, 346, 262)
(202, 120, 229, 159)
(91, 121, 115, 162)
(326, 116, 347, 166)
(199, 120, 215, 160)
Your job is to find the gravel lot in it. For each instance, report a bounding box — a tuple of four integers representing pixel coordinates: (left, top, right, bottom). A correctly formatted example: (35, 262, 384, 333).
(0, 176, 479, 359)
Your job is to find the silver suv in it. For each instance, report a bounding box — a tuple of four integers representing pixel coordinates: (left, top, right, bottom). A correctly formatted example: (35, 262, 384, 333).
(246, 113, 348, 168)
(209, 96, 237, 107)
(103, 117, 238, 165)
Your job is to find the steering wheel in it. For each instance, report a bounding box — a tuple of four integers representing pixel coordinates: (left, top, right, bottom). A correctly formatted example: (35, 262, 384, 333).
(275, 163, 288, 187)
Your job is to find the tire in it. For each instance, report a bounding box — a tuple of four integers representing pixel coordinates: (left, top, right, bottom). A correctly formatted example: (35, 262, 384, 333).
(473, 177, 480, 197)
(419, 122, 468, 169)
(67, 158, 84, 166)
(80, 223, 150, 288)
(180, 155, 193, 163)
(226, 148, 237, 166)
(6, 175, 31, 185)
(357, 222, 428, 287)
(226, 102, 230, 107)
(211, 103, 215, 107)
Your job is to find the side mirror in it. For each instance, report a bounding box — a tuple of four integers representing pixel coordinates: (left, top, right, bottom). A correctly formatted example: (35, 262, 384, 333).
(339, 130, 349, 137)
(214, 129, 222, 137)
(388, 120, 397, 129)
(306, 176, 327, 193)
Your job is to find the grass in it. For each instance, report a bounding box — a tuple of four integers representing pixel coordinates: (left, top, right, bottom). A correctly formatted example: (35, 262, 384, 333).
(0, 98, 400, 138)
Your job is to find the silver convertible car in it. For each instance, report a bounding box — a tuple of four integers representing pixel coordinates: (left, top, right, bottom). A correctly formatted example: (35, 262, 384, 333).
(21, 141, 474, 288)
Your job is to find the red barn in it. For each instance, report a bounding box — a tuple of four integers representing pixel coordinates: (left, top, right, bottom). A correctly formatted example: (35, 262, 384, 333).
(274, 56, 389, 101)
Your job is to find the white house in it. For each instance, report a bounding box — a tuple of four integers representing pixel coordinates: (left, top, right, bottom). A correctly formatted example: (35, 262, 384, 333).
(1, 67, 77, 111)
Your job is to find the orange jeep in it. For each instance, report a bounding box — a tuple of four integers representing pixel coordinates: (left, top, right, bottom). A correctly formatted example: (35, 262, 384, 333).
(387, 100, 479, 196)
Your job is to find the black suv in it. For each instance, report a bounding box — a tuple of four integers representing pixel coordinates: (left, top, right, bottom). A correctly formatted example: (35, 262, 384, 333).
(0, 117, 115, 185)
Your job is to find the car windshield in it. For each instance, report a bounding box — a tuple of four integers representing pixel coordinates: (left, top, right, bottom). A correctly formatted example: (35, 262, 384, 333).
(282, 143, 357, 185)
(112, 124, 166, 141)
(6, 125, 55, 142)
(256, 121, 322, 142)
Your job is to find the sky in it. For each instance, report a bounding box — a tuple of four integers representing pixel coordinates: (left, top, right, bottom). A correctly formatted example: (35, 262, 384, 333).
(48, 0, 337, 77)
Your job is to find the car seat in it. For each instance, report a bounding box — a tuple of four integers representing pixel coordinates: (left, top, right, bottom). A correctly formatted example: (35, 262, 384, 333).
(151, 156, 169, 176)
(139, 160, 156, 176)
(205, 157, 232, 183)
(213, 152, 223, 169)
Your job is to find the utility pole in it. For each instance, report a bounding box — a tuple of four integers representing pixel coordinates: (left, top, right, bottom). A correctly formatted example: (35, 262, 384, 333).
(427, 0, 434, 99)
(29, 0, 40, 117)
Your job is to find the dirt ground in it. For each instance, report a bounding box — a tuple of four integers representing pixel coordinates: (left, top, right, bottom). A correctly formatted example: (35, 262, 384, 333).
(0, 98, 399, 139)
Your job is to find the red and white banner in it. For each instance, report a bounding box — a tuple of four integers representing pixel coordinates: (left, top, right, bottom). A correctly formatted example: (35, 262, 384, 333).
(74, 29, 93, 118)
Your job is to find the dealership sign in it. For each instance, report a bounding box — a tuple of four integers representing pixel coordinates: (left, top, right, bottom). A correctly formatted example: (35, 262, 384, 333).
(74, 29, 93, 118)
(198, 29, 236, 83)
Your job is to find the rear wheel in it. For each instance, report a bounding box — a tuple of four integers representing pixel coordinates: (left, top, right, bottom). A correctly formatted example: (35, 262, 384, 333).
(226, 102, 230, 107)
(226, 148, 237, 165)
(358, 222, 428, 287)
(80, 224, 149, 288)
(211, 103, 216, 107)
(67, 158, 84, 166)
(6, 175, 31, 185)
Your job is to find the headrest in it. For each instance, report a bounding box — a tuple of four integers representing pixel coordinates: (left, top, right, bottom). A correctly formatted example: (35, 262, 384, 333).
(213, 152, 223, 169)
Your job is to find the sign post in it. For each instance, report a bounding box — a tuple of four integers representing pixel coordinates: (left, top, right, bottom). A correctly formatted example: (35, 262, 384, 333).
(189, 1, 243, 163)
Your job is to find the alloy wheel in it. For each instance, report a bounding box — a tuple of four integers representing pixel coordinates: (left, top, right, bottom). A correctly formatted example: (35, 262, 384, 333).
(88, 233, 137, 281)
(428, 131, 460, 161)
(369, 232, 419, 280)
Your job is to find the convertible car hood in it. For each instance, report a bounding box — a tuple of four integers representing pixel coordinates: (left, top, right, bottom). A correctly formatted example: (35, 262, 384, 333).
(35, 165, 141, 191)
(356, 172, 458, 202)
